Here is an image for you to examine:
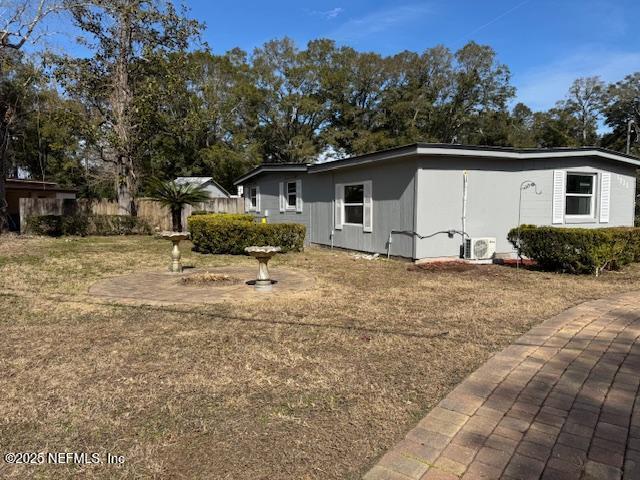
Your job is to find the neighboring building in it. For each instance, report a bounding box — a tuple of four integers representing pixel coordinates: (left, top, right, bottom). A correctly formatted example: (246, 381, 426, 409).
(6, 179, 77, 231)
(234, 144, 639, 261)
(174, 177, 231, 198)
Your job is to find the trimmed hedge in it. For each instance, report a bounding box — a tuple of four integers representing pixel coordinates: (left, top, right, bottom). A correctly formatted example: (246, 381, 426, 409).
(25, 214, 151, 236)
(508, 225, 640, 275)
(188, 213, 306, 254)
(26, 215, 67, 236)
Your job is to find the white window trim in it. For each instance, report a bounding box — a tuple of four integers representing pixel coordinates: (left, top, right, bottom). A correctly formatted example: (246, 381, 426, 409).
(286, 180, 297, 211)
(248, 186, 259, 212)
(342, 182, 365, 226)
(565, 172, 597, 221)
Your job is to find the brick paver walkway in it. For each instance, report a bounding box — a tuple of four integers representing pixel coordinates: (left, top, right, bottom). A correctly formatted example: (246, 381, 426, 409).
(365, 291, 640, 480)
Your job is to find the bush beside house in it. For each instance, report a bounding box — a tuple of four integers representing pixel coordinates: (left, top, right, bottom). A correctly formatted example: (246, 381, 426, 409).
(508, 225, 640, 275)
(189, 213, 306, 254)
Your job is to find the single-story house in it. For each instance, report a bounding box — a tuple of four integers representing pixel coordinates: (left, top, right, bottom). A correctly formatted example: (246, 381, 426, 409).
(175, 177, 231, 198)
(6, 178, 77, 231)
(234, 144, 639, 261)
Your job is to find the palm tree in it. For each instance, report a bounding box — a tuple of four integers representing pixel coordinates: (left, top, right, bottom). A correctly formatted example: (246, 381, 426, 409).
(147, 179, 210, 232)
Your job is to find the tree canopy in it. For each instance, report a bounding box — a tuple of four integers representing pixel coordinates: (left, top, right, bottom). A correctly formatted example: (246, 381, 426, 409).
(2, 2, 640, 207)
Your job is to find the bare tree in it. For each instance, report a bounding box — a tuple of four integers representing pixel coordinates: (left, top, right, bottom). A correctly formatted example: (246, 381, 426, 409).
(564, 76, 605, 145)
(0, 0, 58, 53)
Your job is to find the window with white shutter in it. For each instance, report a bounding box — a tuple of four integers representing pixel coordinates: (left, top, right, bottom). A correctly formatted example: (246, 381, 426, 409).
(279, 182, 285, 212)
(600, 172, 611, 223)
(552, 170, 566, 224)
(565, 173, 595, 217)
(363, 180, 372, 232)
(295, 179, 303, 213)
(334, 183, 343, 230)
(244, 190, 251, 213)
(286, 181, 297, 210)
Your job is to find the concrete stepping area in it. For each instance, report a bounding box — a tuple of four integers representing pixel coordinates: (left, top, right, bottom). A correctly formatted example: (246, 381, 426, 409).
(365, 291, 640, 480)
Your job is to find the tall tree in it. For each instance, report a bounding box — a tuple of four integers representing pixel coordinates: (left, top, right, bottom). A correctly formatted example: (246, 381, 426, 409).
(559, 76, 604, 145)
(251, 38, 333, 163)
(0, 0, 61, 231)
(55, 0, 200, 214)
(602, 73, 640, 155)
(129, 48, 262, 193)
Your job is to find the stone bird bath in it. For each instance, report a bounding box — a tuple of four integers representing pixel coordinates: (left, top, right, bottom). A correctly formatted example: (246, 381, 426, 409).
(160, 231, 190, 273)
(245, 246, 281, 291)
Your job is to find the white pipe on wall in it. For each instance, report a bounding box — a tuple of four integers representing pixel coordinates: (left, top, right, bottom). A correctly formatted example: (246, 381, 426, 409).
(462, 170, 468, 250)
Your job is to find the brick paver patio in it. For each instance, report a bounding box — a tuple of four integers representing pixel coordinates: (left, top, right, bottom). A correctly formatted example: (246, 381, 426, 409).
(364, 291, 640, 480)
(88, 266, 315, 305)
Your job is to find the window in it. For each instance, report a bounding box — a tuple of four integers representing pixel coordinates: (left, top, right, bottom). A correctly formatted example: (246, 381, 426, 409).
(287, 181, 297, 209)
(344, 184, 364, 224)
(249, 187, 258, 210)
(565, 173, 595, 216)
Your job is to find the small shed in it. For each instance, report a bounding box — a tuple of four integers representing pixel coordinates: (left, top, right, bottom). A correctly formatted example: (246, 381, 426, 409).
(6, 179, 77, 231)
(174, 177, 231, 199)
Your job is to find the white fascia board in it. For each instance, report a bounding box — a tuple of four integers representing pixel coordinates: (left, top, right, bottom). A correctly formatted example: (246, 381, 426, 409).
(234, 165, 308, 185)
(416, 147, 640, 166)
(309, 148, 418, 173)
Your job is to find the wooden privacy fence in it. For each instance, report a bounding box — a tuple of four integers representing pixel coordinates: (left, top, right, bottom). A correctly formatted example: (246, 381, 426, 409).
(19, 197, 244, 233)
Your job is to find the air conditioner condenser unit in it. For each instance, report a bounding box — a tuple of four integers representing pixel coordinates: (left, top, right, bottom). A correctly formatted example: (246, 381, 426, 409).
(464, 237, 497, 260)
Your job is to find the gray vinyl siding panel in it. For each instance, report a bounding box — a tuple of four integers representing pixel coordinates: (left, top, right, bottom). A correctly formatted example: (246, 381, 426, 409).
(239, 153, 636, 261)
(415, 156, 636, 259)
(242, 172, 311, 239)
(202, 183, 230, 198)
(308, 158, 416, 258)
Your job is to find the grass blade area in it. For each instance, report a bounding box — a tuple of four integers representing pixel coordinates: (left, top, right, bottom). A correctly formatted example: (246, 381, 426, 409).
(1, 235, 639, 479)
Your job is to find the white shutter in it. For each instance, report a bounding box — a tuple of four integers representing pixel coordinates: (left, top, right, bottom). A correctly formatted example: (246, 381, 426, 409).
(244, 190, 251, 212)
(255, 186, 261, 212)
(334, 183, 343, 230)
(552, 170, 566, 224)
(295, 179, 303, 213)
(600, 172, 611, 223)
(363, 180, 373, 232)
(279, 182, 285, 212)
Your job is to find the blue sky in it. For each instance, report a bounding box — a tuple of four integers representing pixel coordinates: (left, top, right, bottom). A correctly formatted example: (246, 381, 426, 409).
(43, 0, 640, 111)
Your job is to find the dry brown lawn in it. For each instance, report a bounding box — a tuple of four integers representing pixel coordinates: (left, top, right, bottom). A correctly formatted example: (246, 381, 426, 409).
(1, 235, 640, 479)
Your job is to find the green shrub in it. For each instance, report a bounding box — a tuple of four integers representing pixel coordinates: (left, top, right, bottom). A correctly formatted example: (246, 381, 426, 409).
(62, 213, 90, 236)
(26, 215, 64, 236)
(188, 213, 305, 254)
(508, 225, 640, 275)
(26, 213, 89, 236)
(25, 214, 150, 236)
(89, 215, 152, 235)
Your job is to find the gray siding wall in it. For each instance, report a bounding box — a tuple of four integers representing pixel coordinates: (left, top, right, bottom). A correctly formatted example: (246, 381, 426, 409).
(242, 172, 311, 238)
(415, 156, 637, 259)
(306, 158, 416, 258)
(241, 159, 417, 258)
(203, 183, 230, 198)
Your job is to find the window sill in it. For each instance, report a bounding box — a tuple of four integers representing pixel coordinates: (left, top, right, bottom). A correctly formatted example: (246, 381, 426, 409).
(564, 216, 596, 224)
(343, 222, 364, 227)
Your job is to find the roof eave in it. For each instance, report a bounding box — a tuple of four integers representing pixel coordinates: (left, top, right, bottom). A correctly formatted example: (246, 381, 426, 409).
(309, 144, 640, 173)
(233, 164, 310, 185)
